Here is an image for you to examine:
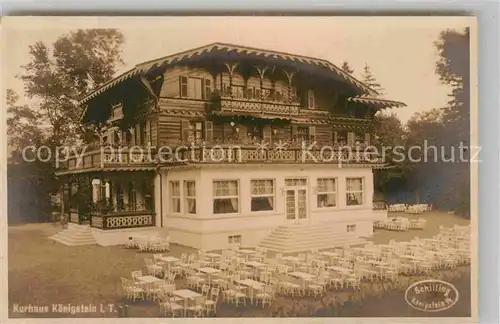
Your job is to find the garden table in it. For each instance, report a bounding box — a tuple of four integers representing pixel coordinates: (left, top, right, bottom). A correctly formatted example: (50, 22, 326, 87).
(136, 275, 162, 284)
(172, 289, 202, 316)
(160, 256, 180, 263)
(289, 271, 316, 281)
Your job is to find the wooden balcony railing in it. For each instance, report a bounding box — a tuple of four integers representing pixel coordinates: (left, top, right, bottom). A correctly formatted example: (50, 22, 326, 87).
(59, 143, 385, 171)
(61, 147, 157, 171)
(213, 97, 301, 116)
(373, 200, 388, 210)
(90, 210, 155, 230)
(166, 145, 384, 164)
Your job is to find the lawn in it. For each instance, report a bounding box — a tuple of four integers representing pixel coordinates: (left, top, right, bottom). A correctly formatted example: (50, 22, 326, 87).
(7, 211, 471, 318)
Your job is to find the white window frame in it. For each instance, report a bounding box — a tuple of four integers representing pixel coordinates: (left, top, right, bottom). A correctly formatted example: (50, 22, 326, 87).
(346, 177, 364, 206)
(250, 179, 275, 213)
(169, 181, 181, 214)
(184, 180, 196, 215)
(228, 235, 242, 245)
(212, 180, 240, 215)
(347, 224, 357, 232)
(316, 178, 337, 208)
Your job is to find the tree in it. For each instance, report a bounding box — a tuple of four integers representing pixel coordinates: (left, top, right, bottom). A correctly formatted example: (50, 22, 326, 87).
(434, 27, 470, 217)
(372, 112, 408, 200)
(8, 29, 125, 223)
(19, 29, 125, 147)
(340, 61, 354, 74)
(361, 64, 384, 96)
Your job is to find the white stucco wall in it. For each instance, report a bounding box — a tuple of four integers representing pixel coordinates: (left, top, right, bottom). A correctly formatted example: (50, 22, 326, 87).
(156, 164, 379, 249)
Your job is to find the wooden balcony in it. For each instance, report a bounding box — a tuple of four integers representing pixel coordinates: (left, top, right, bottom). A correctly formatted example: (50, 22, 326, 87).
(59, 143, 385, 173)
(212, 96, 301, 117)
(61, 147, 157, 172)
(90, 210, 156, 230)
(166, 145, 384, 165)
(372, 200, 388, 210)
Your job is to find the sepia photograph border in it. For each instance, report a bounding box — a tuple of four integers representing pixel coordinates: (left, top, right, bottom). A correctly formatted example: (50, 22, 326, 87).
(0, 3, 496, 323)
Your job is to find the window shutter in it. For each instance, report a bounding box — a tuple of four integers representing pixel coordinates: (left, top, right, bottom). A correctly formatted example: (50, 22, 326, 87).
(122, 131, 127, 145)
(108, 129, 114, 145)
(179, 76, 183, 98)
(181, 120, 190, 142)
(204, 121, 213, 142)
(364, 133, 370, 145)
(150, 121, 157, 146)
(145, 121, 151, 146)
(263, 126, 272, 143)
(347, 132, 355, 146)
(308, 126, 316, 141)
(179, 76, 188, 98)
(238, 125, 247, 141)
(204, 79, 212, 100)
(291, 125, 298, 142)
(307, 89, 315, 109)
(135, 124, 141, 145)
(129, 128, 136, 146)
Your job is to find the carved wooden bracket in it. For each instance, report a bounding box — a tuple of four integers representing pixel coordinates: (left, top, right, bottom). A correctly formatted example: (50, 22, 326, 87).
(283, 69, 296, 85)
(253, 65, 269, 79)
(223, 62, 239, 76)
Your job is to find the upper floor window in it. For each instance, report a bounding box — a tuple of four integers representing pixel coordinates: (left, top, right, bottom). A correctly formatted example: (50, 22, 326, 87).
(295, 127, 309, 143)
(180, 76, 211, 100)
(307, 89, 315, 109)
(110, 104, 123, 120)
(189, 122, 204, 142)
(354, 132, 365, 145)
(335, 131, 348, 146)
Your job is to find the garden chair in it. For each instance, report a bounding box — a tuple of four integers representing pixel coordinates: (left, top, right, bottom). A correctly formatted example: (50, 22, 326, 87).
(204, 287, 220, 315)
(187, 295, 206, 317)
(254, 284, 275, 308)
(161, 297, 184, 317)
(131, 270, 143, 282)
(144, 258, 163, 277)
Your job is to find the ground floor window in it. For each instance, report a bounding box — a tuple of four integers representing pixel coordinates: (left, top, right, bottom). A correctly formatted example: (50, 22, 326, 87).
(285, 177, 307, 186)
(184, 181, 196, 214)
(170, 181, 181, 213)
(346, 177, 364, 206)
(347, 224, 356, 232)
(213, 180, 239, 214)
(251, 179, 275, 212)
(317, 178, 336, 208)
(228, 235, 242, 245)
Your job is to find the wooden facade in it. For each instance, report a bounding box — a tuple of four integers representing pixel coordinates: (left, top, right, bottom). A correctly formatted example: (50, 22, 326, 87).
(57, 42, 405, 229)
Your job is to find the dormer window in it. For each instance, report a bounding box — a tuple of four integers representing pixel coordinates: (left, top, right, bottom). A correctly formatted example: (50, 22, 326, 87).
(110, 104, 123, 121)
(307, 89, 315, 109)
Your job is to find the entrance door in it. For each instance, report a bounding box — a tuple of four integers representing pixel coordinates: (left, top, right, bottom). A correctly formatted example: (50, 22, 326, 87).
(285, 186, 308, 224)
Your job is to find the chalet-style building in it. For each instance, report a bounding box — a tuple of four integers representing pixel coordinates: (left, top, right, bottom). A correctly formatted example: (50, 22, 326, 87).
(55, 43, 405, 251)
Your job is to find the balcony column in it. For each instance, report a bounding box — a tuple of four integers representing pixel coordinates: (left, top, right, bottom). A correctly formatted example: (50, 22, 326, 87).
(129, 127, 135, 146)
(253, 66, 269, 101)
(223, 63, 239, 98)
(283, 69, 296, 104)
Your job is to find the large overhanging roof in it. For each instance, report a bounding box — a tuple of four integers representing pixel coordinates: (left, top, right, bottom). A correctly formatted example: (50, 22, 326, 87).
(347, 96, 406, 109)
(79, 42, 379, 105)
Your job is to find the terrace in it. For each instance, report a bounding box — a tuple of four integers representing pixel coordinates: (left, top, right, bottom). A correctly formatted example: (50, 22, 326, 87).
(8, 211, 471, 318)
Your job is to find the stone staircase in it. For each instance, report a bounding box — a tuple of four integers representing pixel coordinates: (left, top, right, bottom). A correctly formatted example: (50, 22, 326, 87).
(258, 222, 367, 253)
(49, 224, 97, 246)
